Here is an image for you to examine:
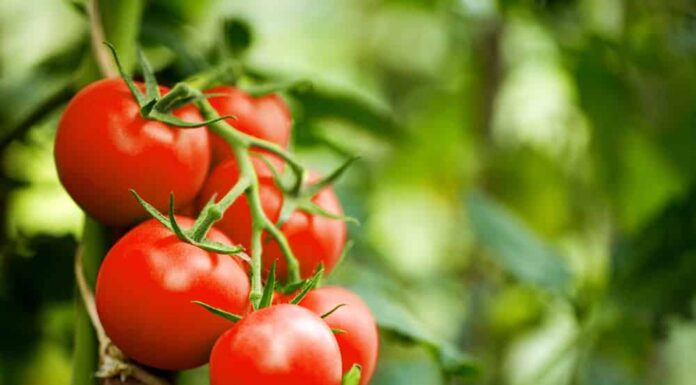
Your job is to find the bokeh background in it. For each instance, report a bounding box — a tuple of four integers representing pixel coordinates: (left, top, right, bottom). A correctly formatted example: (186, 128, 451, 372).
(2, 0, 696, 384)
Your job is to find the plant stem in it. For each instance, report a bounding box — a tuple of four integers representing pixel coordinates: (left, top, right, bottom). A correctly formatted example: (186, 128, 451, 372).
(87, 0, 118, 78)
(72, 218, 109, 385)
(194, 97, 303, 306)
(191, 176, 251, 242)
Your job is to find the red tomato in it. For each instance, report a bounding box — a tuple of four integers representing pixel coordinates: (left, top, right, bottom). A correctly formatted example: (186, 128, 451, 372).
(55, 78, 210, 226)
(206, 86, 291, 166)
(95, 217, 249, 370)
(198, 162, 346, 280)
(297, 287, 379, 385)
(209, 304, 342, 385)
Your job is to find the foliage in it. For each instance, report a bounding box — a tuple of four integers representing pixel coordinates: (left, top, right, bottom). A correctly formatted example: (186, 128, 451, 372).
(2, 0, 696, 384)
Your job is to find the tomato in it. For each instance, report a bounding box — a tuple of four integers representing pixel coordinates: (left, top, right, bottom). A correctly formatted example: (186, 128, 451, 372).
(296, 287, 379, 385)
(55, 78, 210, 226)
(198, 161, 346, 280)
(95, 217, 250, 370)
(206, 86, 291, 166)
(209, 304, 342, 385)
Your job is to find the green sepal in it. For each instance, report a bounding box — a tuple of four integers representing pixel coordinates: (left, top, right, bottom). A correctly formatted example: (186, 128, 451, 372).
(147, 109, 235, 128)
(341, 364, 362, 385)
(289, 264, 324, 304)
(304, 155, 359, 196)
(258, 261, 277, 309)
(298, 201, 359, 225)
(130, 190, 243, 255)
(196, 240, 244, 255)
(256, 153, 289, 192)
(129, 189, 172, 230)
(332, 328, 347, 335)
(321, 303, 346, 319)
(278, 280, 305, 295)
(103, 42, 146, 106)
(192, 301, 242, 322)
(167, 193, 194, 242)
(136, 48, 160, 103)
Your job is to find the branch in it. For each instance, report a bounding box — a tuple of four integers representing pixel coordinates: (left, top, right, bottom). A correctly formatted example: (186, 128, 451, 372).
(74, 248, 173, 385)
(87, 0, 118, 78)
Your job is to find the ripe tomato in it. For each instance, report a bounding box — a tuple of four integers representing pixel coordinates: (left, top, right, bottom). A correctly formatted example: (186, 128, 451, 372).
(206, 86, 291, 166)
(54, 78, 210, 227)
(95, 217, 250, 370)
(209, 304, 342, 385)
(197, 161, 346, 280)
(296, 286, 379, 385)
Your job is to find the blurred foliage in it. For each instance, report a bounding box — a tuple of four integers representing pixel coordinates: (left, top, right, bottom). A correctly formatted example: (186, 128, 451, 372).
(2, 0, 696, 384)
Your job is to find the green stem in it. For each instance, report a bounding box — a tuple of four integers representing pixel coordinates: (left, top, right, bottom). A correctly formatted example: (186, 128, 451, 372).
(195, 98, 302, 305)
(72, 218, 109, 385)
(191, 176, 251, 242)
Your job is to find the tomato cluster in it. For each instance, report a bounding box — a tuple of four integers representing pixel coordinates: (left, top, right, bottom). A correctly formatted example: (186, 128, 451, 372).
(55, 79, 378, 384)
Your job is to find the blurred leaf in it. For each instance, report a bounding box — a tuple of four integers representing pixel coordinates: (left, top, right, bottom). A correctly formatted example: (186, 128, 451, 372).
(223, 18, 253, 56)
(467, 191, 572, 295)
(612, 184, 696, 326)
(357, 288, 480, 379)
(292, 86, 402, 142)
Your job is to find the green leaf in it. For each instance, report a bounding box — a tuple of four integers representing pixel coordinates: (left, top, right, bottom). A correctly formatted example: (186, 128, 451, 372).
(290, 265, 324, 304)
(342, 364, 362, 385)
(467, 191, 572, 295)
(245, 79, 313, 98)
(612, 184, 696, 326)
(192, 301, 241, 322)
(356, 287, 480, 379)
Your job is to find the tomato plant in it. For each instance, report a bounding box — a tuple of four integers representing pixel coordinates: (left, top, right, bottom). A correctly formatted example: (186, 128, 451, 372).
(206, 86, 291, 166)
(95, 217, 249, 370)
(55, 78, 210, 226)
(209, 304, 342, 385)
(198, 159, 346, 280)
(295, 286, 379, 385)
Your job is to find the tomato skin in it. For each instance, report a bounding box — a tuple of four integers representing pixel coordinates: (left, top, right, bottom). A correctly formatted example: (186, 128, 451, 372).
(95, 217, 249, 370)
(296, 287, 379, 385)
(198, 163, 346, 280)
(209, 304, 342, 385)
(206, 86, 291, 166)
(55, 78, 210, 226)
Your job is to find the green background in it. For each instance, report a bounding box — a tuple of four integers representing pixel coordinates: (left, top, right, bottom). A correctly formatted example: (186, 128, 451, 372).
(2, 0, 696, 384)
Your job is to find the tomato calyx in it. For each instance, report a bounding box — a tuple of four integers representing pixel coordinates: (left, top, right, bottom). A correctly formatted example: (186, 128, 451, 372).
(130, 190, 248, 259)
(259, 154, 361, 229)
(191, 301, 242, 323)
(103, 42, 233, 129)
(341, 364, 362, 385)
